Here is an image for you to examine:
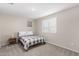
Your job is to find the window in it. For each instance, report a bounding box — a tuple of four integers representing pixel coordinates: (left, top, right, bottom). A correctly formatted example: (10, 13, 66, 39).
(42, 17, 56, 33)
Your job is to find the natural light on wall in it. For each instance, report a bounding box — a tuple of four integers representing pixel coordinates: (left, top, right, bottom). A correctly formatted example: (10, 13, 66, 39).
(42, 17, 56, 33)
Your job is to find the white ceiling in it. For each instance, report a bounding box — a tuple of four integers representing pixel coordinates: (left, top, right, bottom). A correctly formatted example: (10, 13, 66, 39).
(0, 3, 79, 19)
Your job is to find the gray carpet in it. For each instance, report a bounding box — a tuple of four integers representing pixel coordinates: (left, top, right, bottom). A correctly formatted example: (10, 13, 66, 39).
(0, 43, 79, 56)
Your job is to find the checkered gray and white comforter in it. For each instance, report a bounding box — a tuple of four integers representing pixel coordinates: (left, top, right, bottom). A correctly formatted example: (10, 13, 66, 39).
(19, 36, 44, 50)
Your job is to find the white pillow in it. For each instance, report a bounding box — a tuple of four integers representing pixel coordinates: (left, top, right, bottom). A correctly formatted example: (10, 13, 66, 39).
(18, 32, 27, 37)
(18, 31, 33, 37)
(26, 31, 33, 36)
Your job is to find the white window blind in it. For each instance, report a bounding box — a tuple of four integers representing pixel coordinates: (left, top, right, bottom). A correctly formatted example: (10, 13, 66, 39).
(42, 17, 56, 33)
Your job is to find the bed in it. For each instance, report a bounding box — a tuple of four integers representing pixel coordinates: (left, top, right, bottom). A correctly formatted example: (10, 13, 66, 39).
(17, 31, 45, 50)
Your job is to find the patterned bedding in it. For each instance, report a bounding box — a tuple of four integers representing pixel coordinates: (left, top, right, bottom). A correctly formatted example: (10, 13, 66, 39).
(19, 36, 44, 50)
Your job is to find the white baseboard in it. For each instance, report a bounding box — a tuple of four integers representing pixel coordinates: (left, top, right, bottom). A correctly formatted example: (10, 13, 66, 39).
(46, 41, 79, 53)
(0, 42, 9, 48)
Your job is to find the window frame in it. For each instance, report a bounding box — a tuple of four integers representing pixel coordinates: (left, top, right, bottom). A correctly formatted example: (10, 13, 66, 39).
(42, 17, 56, 33)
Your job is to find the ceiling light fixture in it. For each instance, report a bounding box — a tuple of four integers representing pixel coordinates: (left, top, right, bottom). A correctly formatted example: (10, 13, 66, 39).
(31, 8, 36, 11)
(8, 3, 14, 5)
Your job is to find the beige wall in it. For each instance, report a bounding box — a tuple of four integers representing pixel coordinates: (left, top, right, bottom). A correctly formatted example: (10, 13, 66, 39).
(35, 6, 79, 52)
(0, 15, 35, 47)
